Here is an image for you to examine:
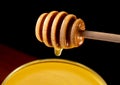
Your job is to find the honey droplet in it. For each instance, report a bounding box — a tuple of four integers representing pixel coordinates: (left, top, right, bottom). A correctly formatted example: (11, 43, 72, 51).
(54, 48, 63, 56)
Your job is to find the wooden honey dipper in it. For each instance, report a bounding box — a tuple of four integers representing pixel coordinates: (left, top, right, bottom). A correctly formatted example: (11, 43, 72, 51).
(35, 11, 120, 56)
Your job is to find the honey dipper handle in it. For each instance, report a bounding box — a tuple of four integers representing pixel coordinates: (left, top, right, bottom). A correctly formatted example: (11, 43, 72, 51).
(83, 30, 120, 43)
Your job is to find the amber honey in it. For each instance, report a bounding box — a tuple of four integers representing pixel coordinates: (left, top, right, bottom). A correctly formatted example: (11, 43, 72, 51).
(2, 59, 107, 85)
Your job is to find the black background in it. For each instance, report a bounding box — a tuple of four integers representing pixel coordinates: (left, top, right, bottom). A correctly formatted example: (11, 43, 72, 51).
(1, 0, 120, 84)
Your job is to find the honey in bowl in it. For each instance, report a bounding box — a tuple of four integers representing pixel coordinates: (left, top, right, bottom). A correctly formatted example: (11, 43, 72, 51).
(2, 59, 107, 85)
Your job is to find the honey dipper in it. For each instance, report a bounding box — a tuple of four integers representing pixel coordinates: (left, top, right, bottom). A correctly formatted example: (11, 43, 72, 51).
(35, 11, 120, 56)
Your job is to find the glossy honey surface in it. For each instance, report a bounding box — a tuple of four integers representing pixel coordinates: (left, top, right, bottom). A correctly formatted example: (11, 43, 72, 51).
(2, 59, 107, 85)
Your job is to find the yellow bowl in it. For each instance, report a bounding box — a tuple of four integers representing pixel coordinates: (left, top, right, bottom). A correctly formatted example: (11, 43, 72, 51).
(2, 59, 107, 85)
